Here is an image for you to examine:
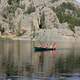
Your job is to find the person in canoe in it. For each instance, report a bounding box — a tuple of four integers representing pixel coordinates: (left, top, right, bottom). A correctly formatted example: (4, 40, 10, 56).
(34, 42, 57, 52)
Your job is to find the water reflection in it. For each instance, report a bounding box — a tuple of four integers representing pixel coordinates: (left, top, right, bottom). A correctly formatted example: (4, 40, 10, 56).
(0, 38, 80, 80)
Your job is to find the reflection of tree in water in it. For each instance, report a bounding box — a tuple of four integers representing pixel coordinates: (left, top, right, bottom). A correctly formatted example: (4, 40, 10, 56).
(39, 52, 44, 72)
(1, 39, 18, 76)
(6, 40, 18, 76)
(17, 40, 22, 75)
(1, 39, 8, 74)
(55, 45, 75, 73)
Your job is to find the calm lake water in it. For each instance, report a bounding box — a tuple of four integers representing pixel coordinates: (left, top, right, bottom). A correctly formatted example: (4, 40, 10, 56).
(0, 38, 80, 80)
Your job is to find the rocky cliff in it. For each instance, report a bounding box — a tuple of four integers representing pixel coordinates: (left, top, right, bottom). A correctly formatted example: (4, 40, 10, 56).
(0, 0, 80, 41)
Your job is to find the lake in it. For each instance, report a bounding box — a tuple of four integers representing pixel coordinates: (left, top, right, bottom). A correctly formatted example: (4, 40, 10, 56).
(0, 38, 80, 79)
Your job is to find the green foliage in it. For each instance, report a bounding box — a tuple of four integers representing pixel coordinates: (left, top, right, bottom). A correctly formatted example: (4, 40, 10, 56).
(61, 2, 75, 10)
(7, 0, 20, 14)
(1, 0, 21, 33)
(51, 0, 58, 3)
(8, 0, 12, 5)
(54, 2, 80, 32)
(8, 0, 20, 5)
(26, 5, 35, 14)
(69, 24, 75, 32)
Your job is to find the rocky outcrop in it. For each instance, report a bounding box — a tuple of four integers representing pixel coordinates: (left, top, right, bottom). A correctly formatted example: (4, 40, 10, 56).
(0, 0, 79, 40)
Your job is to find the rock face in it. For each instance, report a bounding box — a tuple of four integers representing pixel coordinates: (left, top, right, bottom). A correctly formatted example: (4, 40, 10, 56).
(0, 0, 79, 40)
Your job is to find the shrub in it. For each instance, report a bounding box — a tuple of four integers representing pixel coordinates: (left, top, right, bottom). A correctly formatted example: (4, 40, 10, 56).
(54, 2, 80, 32)
(26, 5, 35, 14)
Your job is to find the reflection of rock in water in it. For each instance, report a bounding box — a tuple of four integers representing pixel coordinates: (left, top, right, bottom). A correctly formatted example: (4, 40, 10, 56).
(33, 39, 75, 75)
(0, 38, 79, 76)
(0, 39, 32, 75)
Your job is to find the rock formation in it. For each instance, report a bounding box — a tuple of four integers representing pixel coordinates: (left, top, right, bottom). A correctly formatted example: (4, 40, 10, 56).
(0, 0, 80, 40)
